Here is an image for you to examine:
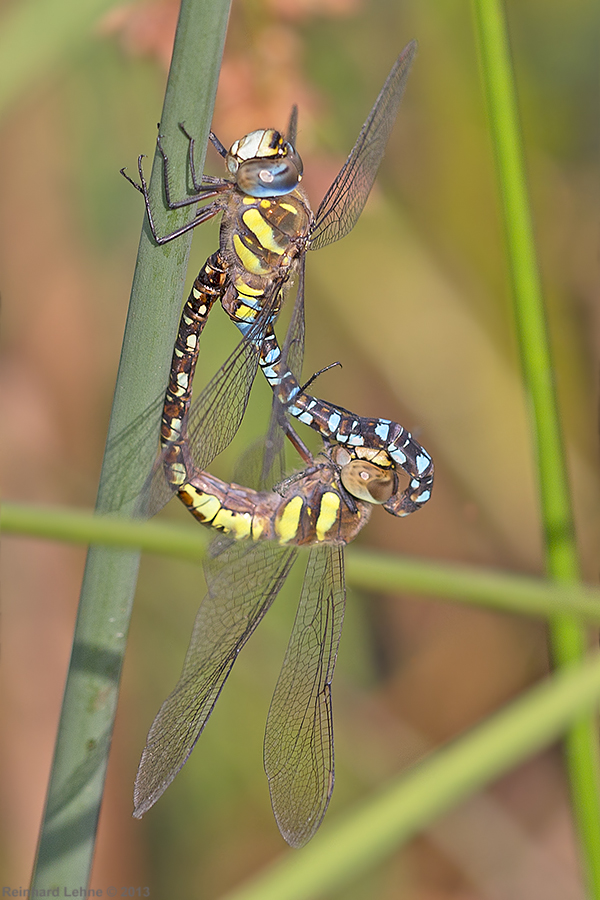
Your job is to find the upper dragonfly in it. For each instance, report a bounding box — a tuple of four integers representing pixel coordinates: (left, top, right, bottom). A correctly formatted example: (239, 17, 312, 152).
(121, 41, 422, 513)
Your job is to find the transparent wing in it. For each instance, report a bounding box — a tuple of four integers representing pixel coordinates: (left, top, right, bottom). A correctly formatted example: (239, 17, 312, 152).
(264, 544, 346, 847)
(232, 259, 307, 491)
(309, 40, 416, 251)
(134, 538, 297, 817)
(287, 104, 299, 147)
(101, 393, 165, 514)
(134, 308, 275, 518)
(260, 258, 307, 488)
(186, 312, 269, 468)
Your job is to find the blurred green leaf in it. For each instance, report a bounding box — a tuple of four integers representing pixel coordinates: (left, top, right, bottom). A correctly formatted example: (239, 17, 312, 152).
(0, 0, 118, 119)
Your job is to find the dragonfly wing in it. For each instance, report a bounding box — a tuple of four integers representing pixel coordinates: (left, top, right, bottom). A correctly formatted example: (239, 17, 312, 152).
(259, 257, 307, 488)
(134, 310, 272, 517)
(287, 104, 299, 147)
(185, 316, 266, 470)
(101, 394, 165, 514)
(232, 259, 306, 491)
(102, 329, 263, 518)
(264, 544, 346, 847)
(134, 539, 297, 817)
(309, 40, 416, 251)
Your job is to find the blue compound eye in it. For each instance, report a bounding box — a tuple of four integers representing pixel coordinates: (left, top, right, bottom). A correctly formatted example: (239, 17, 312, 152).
(236, 149, 303, 197)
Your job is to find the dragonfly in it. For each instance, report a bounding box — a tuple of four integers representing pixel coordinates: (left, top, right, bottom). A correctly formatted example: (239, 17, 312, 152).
(133, 426, 419, 847)
(120, 41, 430, 516)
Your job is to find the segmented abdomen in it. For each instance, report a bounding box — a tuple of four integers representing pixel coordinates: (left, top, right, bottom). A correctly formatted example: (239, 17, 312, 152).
(258, 327, 434, 514)
(160, 253, 226, 488)
(178, 463, 372, 547)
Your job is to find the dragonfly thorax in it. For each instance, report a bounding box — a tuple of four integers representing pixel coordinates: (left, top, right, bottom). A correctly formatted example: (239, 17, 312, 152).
(227, 129, 303, 198)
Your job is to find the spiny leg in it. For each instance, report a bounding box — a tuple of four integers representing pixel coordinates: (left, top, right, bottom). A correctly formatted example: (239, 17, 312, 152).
(156, 128, 229, 209)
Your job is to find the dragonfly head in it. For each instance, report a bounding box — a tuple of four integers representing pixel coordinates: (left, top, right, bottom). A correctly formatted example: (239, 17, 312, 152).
(332, 447, 397, 506)
(227, 129, 303, 197)
(331, 442, 430, 517)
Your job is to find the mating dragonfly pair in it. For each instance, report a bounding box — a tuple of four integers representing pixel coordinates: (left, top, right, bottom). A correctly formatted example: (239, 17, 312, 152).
(124, 39, 433, 847)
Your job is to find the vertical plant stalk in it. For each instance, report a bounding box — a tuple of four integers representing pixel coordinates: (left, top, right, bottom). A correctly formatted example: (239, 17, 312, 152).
(471, 0, 600, 894)
(30, 0, 232, 891)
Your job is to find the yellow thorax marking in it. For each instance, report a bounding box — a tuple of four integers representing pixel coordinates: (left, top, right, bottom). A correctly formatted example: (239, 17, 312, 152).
(242, 208, 285, 255)
(275, 495, 304, 544)
(279, 202, 298, 214)
(233, 233, 269, 275)
(315, 492, 341, 541)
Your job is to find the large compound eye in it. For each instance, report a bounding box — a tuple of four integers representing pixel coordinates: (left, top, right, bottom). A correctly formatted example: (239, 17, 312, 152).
(340, 460, 396, 504)
(236, 145, 303, 197)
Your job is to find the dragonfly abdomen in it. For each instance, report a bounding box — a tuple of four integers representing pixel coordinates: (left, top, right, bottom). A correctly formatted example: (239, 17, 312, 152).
(258, 327, 434, 513)
(178, 463, 372, 547)
(159, 252, 227, 487)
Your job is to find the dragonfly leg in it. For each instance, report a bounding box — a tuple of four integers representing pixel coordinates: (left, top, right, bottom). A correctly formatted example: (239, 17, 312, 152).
(178, 124, 227, 190)
(209, 130, 228, 159)
(156, 129, 228, 210)
(281, 420, 313, 465)
(299, 360, 342, 394)
(178, 122, 201, 192)
(121, 155, 224, 245)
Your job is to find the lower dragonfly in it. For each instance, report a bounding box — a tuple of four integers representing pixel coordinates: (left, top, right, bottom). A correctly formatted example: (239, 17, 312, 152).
(131, 205, 434, 849)
(134, 426, 420, 847)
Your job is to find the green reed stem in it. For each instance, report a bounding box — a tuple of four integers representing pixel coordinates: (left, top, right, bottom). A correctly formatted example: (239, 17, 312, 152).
(4, 501, 600, 625)
(221, 651, 600, 900)
(28, 0, 231, 891)
(471, 1, 600, 893)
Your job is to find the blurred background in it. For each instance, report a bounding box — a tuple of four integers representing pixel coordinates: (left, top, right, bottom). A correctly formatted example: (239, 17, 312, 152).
(1, 0, 598, 896)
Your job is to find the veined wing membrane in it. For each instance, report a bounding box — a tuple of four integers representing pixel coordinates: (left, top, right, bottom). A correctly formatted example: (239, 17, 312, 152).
(257, 258, 307, 489)
(136, 306, 275, 517)
(264, 544, 345, 848)
(310, 40, 416, 251)
(133, 539, 297, 817)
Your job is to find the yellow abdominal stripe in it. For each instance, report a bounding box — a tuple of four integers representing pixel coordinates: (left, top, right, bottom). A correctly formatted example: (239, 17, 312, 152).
(316, 492, 341, 541)
(213, 507, 252, 540)
(185, 488, 221, 520)
(235, 303, 258, 320)
(184, 488, 252, 540)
